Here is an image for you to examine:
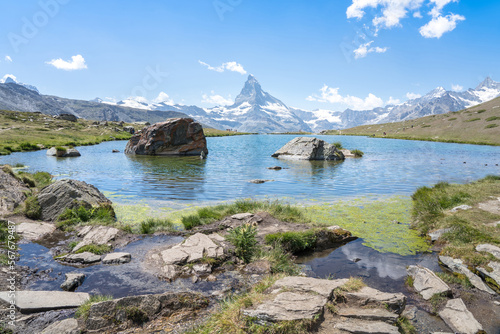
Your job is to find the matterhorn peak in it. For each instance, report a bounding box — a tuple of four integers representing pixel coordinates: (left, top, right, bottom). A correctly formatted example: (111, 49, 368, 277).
(0, 74, 39, 93)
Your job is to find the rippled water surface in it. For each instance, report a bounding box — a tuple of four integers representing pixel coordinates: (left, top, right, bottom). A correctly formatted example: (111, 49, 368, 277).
(1, 135, 499, 204)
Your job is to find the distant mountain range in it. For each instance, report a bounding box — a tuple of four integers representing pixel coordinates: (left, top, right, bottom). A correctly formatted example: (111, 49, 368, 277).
(1, 74, 499, 133)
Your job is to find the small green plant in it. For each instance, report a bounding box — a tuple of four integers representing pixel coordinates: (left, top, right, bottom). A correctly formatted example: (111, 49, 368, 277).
(476, 109, 487, 113)
(429, 292, 447, 314)
(74, 244, 111, 255)
(421, 124, 431, 128)
(448, 117, 457, 121)
(75, 294, 113, 319)
(333, 141, 343, 149)
(68, 241, 79, 250)
(351, 149, 364, 157)
(55, 146, 67, 152)
(24, 195, 42, 219)
(405, 275, 414, 288)
(255, 243, 299, 275)
(18, 142, 39, 151)
(465, 117, 480, 122)
(486, 116, 500, 122)
(338, 277, 366, 292)
(436, 272, 472, 288)
(181, 214, 202, 230)
(265, 230, 317, 254)
(139, 218, 175, 234)
(57, 204, 115, 229)
(397, 316, 416, 334)
(226, 224, 258, 263)
(14, 163, 25, 168)
(32, 172, 52, 188)
(485, 124, 498, 129)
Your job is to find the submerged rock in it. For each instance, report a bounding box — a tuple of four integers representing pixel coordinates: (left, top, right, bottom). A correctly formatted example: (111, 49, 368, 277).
(37, 179, 113, 221)
(271, 137, 344, 161)
(124, 118, 208, 156)
(61, 252, 101, 265)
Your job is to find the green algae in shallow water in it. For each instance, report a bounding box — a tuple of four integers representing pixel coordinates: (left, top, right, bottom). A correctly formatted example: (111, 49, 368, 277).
(305, 196, 429, 256)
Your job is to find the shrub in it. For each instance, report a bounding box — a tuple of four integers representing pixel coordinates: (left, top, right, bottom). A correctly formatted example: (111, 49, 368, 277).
(265, 230, 317, 254)
(24, 195, 42, 219)
(125, 306, 149, 324)
(226, 224, 258, 263)
(448, 117, 457, 121)
(55, 146, 67, 152)
(75, 295, 113, 319)
(476, 109, 486, 113)
(57, 204, 116, 230)
(32, 171, 52, 188)
(333, 142, 343, 149)
(18, 142, 39, 151)
(351, 149, 364, 157)
(486, 116, 500, 122)
(485, 124, 498, 129)
(465, 118, 480, 122)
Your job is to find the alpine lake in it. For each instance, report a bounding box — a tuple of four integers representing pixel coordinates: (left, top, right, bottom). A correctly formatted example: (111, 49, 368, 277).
(2, 134, 500, 297)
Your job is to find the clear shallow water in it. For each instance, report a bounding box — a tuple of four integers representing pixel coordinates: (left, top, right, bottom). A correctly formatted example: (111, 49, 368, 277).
(1, 134, 499, 205)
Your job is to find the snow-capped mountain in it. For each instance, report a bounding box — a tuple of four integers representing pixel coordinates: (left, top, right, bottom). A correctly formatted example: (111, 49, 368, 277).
(0, 74, 39, 93)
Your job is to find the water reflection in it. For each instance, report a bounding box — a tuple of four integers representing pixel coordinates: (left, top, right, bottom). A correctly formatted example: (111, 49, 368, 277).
(298, 239, 440, 293)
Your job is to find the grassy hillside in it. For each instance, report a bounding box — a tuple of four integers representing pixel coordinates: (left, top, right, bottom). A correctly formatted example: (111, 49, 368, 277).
(324, 97, 500, 146)
(203, 128, 255, 137)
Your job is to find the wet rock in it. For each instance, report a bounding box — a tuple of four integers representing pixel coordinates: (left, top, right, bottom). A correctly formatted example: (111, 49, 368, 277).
(273, 276, 348, 299)
(102, 252, 131, 265)
(340, 149, 356, 158)
(267, 166, 282, 170)
(0, 291, 89, 313)
(450, 204, 472, 212)
(343, 287, 406, 314)
(112, 149, 120, 153)
(206, 274, 217, 282)
(160, 264, 179, 281)
(476, 243, 500, 260)
(124, 118, 208, 156)
(38, 179, 113, 221)
(439, 256, 495, 294)
(407, 265, 451, 300)
(438, 298, 483, 334)
(16, 222, 56, 241)
(41, 318, 80, 334)
(192, 263, 212, 275)
(333, 318, 400, 334)
(82, 292, 209, 333)
(231, 213, 254, 220)
(243, 291, 326, 323)
(46, 147, 81, 157)
(249, 179, 274, 184)
(60, 273, 85, 291)
(271, 137, 345, 161)
(428, 228, 452, 242)
(0, 168, 29, 215)
(244, 260, 271, 274)
(73, 225, 120, 252)
(61, 252, 101, 264)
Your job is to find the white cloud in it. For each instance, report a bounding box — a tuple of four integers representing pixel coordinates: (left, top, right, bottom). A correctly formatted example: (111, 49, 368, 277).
(307, 85, 385, 110)
(346, 0, 464, 39)
(202, 91, 233, 105)
(198, 60, 247, 75)
(4, 56, 12, 62)
(354, 41, 388, 59)
(153, 92, 174, 105)
(419, 13, 464, 38)
(387, 97, 401, 105)
(451, 84, 463, 92)
(406, 92, 422, 99)
(46, 54, 87, 71)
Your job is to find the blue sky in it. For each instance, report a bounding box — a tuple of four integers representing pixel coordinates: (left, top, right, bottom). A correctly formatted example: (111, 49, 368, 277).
(0, 0, 498, 111)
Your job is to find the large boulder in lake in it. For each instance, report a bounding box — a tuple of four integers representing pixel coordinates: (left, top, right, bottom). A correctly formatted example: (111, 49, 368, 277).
(38, 179, 113, 221)
(271, 137, 344, 161)
(124, 118, 208, 156)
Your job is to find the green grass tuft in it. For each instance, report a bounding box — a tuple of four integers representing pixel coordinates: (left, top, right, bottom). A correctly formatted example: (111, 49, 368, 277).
(75, 294, 113, 319)
(226, 224, 258, 263)
(24, 195, 42, 219)
(74, 244, 111, 255)
(351, 149, 364, 157)
(139, 218, 175, 234)
(265, 230, 317, 254)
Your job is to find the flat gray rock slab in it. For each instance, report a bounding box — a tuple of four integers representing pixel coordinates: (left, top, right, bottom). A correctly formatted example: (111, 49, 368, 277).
(338, 307, 399, 323)
(171, 232, 224, 263)
(407, 265, 450, 300)
(439, 256, 495, 294)
(0, 291, 89, 313)
(476, 243, 500, 260)
(63, 252, 101, 264)
(272, 276, 348, 299)
(231, 213, 254, 220)
(73, 225, 120, 252)
(438, 298, 483, 334)
(102, 252, 131, 264)
(478, 261, 500, 288)
(243, 291, 326, 322)
(161, 248, 189, 265)
(16, 222, 56, 241)
(344, 287, 406, 314)
(41, 318, 80, 334)
(334, 318, 400, 334)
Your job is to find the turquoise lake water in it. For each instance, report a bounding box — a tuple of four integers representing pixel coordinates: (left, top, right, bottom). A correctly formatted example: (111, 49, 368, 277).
(1, 134, 499, 205)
